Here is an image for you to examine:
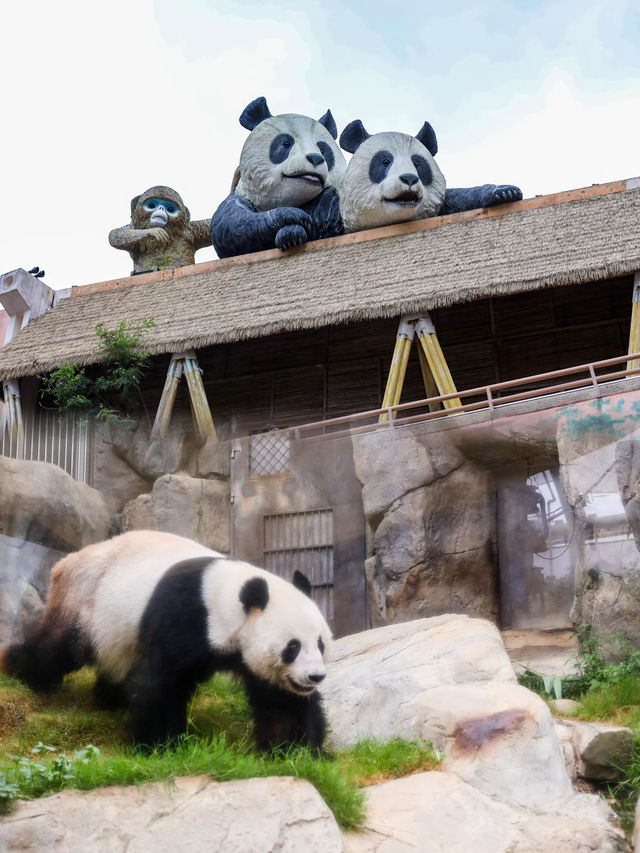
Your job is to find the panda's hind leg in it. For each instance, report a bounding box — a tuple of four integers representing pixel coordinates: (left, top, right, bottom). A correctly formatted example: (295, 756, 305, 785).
(1, 626, 92, 692)
(93, 672, 127, 709)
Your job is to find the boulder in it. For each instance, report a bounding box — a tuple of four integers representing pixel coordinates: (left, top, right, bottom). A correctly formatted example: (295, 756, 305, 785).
(324, 616, 573, 811)
(0, 775, 343, 853)
(0, 457, 114, 643)
(0, 457, 113, 552)
(555, 719, 633, 781)
(121, 472, 230, 553)
(343, 771, 626, 853)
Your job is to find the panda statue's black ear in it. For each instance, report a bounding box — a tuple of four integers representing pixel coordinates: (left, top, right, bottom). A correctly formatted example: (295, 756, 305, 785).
(339, 120, 371, 154)
(292, 570, 313, 598)
(318, 109, 338, 140)
(240, 577, 270, 613)
(416, 122, 438, 156)
(239, 97, 273, 131)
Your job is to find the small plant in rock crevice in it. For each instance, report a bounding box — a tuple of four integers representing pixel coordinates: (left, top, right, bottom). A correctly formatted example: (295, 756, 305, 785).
(40, 318, 155, 423)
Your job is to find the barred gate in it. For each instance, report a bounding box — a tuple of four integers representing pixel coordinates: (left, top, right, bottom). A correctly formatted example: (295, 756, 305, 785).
(0, 408, 91, 484)
(263, 509, 335, 622)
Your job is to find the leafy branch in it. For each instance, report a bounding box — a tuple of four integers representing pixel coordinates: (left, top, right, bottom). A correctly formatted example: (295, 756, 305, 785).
(40, 318, 155, 423)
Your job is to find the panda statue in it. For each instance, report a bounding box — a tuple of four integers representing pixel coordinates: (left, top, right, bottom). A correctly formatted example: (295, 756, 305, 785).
(210, 96, 346, 258)
(0, 531, 331, 753)
(338, 118, 523, 233)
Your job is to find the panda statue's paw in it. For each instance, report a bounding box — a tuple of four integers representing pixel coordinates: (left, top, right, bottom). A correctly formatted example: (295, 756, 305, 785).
(275, 224, 309, 251)
(485, 184, 523, 206)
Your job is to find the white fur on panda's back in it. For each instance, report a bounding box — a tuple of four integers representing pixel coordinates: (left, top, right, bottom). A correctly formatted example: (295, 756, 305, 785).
(89, 531, 218, 681)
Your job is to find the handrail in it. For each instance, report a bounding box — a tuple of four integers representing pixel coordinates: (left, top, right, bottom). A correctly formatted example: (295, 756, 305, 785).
(293, 351, 640, 439)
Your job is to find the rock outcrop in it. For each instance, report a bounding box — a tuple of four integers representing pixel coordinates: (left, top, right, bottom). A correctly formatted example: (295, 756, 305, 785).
(323, 616, 625, 848)
(0, 457, 114, 643)
(0, 775, 343, 853)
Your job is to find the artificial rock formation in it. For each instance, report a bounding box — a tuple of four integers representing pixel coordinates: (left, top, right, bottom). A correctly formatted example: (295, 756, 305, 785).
(352, 428, 497, 626)
(323, 617, 625, 851)
(121, 472, 230, 553)
(0, 776, 343, 853)
(0, 457, 114, 643)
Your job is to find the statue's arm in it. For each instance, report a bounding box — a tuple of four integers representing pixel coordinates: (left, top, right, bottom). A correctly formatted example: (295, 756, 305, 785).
(210, 193, 313, 258)
(442, 184, 523, 215)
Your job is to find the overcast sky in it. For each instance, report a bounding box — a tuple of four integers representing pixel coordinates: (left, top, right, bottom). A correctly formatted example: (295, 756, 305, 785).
(2, 0, 638, 291)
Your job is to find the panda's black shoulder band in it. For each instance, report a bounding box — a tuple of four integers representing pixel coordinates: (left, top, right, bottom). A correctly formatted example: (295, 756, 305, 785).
(240, 577, 270, 612)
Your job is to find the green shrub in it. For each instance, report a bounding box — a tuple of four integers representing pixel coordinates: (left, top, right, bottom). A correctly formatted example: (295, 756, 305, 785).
(40, 318, 155, 423)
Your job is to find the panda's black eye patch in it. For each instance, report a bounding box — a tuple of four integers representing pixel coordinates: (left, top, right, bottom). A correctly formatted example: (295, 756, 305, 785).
(369, 150, 394, 183)
(282, 638, 301, 664)
(316, 141, 335, 171)
(411, 154, 433, 187)
(318, 636, 325, 654)
(270, 134, 295, 164)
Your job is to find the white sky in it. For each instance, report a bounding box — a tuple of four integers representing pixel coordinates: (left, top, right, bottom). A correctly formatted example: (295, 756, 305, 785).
(1, 0, 638, 290)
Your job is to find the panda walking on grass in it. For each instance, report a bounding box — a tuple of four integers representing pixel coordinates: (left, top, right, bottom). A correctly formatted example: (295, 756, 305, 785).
(0, 531, 331, 754)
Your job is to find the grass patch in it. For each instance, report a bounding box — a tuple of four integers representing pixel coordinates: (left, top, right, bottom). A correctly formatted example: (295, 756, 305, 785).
(0, 670, 439, 829)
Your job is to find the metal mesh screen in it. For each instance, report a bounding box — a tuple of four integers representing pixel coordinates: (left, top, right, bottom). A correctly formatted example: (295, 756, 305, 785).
(263, 509, 334, 622)
(249, 430, 290, 476)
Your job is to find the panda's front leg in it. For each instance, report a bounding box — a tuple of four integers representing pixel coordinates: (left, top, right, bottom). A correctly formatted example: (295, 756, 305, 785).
(243, 673, 327, 754)
(126, 661, 195, 749)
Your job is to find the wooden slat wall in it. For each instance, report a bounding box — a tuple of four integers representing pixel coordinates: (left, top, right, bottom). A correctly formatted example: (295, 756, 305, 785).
(137, 275, 634, 437)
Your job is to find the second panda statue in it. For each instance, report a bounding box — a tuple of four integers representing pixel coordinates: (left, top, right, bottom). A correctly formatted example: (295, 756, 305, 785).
(338, 118, 523, 233)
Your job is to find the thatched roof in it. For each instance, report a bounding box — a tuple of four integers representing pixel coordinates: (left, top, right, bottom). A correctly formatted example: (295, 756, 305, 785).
(1, 178, 639, 382)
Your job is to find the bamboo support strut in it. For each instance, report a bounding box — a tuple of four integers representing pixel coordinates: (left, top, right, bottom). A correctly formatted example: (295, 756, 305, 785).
(416, 318, 462, 410)
(379, 314, 461, 422)
(183, 356, 216, 443)
(151, 353, 216, 443)
(627, 274, 640, 372)
(2, 380, 24, 453)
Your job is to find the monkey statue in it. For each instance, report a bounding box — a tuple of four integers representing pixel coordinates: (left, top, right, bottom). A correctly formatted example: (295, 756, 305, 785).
(109, 186, 212, 275)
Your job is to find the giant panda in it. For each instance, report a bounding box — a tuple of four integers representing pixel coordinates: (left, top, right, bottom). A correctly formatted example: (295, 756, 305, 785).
(210, 96, 346, 258)
(338, 118, 523, 233)
(0, 530, 331, 753)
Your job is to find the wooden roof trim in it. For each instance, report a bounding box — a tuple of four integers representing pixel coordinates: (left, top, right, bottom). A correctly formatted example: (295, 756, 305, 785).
(73, 177, 632, 298)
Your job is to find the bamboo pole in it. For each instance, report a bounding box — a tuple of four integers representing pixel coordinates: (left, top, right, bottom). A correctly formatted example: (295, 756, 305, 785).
(416, 341, 441, 412)
(3, 380, 24, 456)
(416, 317, 462, 409)
(379, 318, 415, 422)
(183, 356, 216, 443)
(628, 273, 640, 373)
(150, 357, 183, 440)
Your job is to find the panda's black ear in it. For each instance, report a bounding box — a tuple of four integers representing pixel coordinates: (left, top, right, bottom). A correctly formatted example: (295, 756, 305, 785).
(240, 577, 270, 613)
(339, 120, 371, 154)
(416, 122, 438, 156)
(292, 570, 312, 598)
(240, 97, 273, 131)
(318, 109, 338, 140)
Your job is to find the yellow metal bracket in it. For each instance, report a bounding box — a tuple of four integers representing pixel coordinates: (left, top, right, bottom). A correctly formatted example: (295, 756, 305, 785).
(151, 352, 216, 444)
(379, 314, 461, 423)
(627, 274, 640, 373)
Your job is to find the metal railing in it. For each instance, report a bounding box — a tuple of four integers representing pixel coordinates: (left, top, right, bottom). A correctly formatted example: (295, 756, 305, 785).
(0, 408, 92, 484)
(293, 351, 640, 440)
